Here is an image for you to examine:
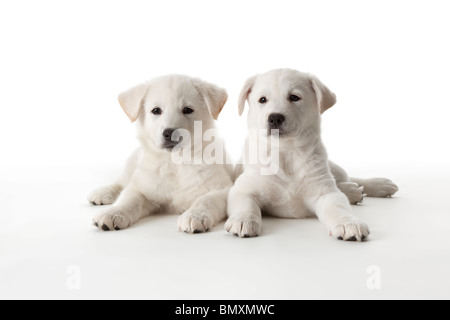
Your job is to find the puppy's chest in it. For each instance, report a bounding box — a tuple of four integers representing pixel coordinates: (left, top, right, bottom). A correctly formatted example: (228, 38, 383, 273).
(171, 166, 213, 194)
(278, 158, 312, 188)
(262, 161, 320, 218)
(262, 177, 311, 218)
(139, 163, 217, 202)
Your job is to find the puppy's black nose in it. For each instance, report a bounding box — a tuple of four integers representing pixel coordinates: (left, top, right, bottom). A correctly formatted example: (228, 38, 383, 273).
(163, 128, 176, 142)
(268, 113, 286, 129)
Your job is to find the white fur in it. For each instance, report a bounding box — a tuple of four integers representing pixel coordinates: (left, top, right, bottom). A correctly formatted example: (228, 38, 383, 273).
(227, 69, 398, 241)
(88, 75, 233, 233)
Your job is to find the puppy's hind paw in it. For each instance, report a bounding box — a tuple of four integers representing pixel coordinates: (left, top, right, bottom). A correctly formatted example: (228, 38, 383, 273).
(361, 178, 399, 198)
(338, 182, 366, 205)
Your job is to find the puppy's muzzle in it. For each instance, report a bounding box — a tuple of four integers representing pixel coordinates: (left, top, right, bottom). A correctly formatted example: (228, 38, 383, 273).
(268, 113, 286, 135)
(162, 128, 182, 150)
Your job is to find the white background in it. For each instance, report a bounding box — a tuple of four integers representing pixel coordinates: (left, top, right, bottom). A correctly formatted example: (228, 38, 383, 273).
(1, 0, 450, 300)
(1, 0, 450, 169)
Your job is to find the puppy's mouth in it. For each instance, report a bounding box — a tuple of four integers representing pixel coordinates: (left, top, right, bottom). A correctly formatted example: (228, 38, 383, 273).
(162, 143, 178, 150)
(267, 128, 288, 137)
(161, 136, 184, 151)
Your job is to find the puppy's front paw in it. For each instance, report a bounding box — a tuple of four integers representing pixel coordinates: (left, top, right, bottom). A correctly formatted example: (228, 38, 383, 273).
(330, 219, 370, 242)
(88, 185, 121, 206)
(178, 209, 213, 234)
(363, 178, 399, 198)
(338, 182, 366, 205)
(225, 214, 262, 238)
(93, 208, 131, 231)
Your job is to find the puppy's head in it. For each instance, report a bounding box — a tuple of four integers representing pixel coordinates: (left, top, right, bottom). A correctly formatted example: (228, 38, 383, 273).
(118, 75, 228, 152)
(238, 69, 336, 137)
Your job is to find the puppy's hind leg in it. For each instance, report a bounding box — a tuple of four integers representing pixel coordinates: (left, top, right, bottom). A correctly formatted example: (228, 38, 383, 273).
(329, 161, 365, 205)
(328, 160, 399, 198)
(350, 177, 399, 198)
(337, 182, 366, 205)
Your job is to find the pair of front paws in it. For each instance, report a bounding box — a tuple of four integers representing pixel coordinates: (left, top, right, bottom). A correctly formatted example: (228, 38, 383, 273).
(225, 214, 370, 242)
(92, 208, 214, 233)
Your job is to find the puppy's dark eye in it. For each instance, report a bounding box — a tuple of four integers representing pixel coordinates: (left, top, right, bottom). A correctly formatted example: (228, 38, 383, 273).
(290, 95, 302, 102)
(183, 107, 194, 115)
(152, 107, 162, 115)
(259, 97, 268, 104)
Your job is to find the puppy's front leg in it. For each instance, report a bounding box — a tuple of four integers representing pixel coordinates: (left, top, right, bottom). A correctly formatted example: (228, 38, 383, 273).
(313, 191, 370, 241)
(225, 188, 262, 238)
(178, 189, 229, 234)
(93, 186, 157, 231)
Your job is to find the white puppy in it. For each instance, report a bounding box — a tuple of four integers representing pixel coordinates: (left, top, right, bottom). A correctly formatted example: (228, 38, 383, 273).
(226, 69, 398, 241)
(88, 75, 233, 233)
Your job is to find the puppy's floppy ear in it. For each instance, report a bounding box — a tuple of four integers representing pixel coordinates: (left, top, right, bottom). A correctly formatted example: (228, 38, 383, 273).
(118, 83, 150, 122)
(194, 80, 228, 120)
(238, 76, 257, 116)
(310, 76, 337, 114)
